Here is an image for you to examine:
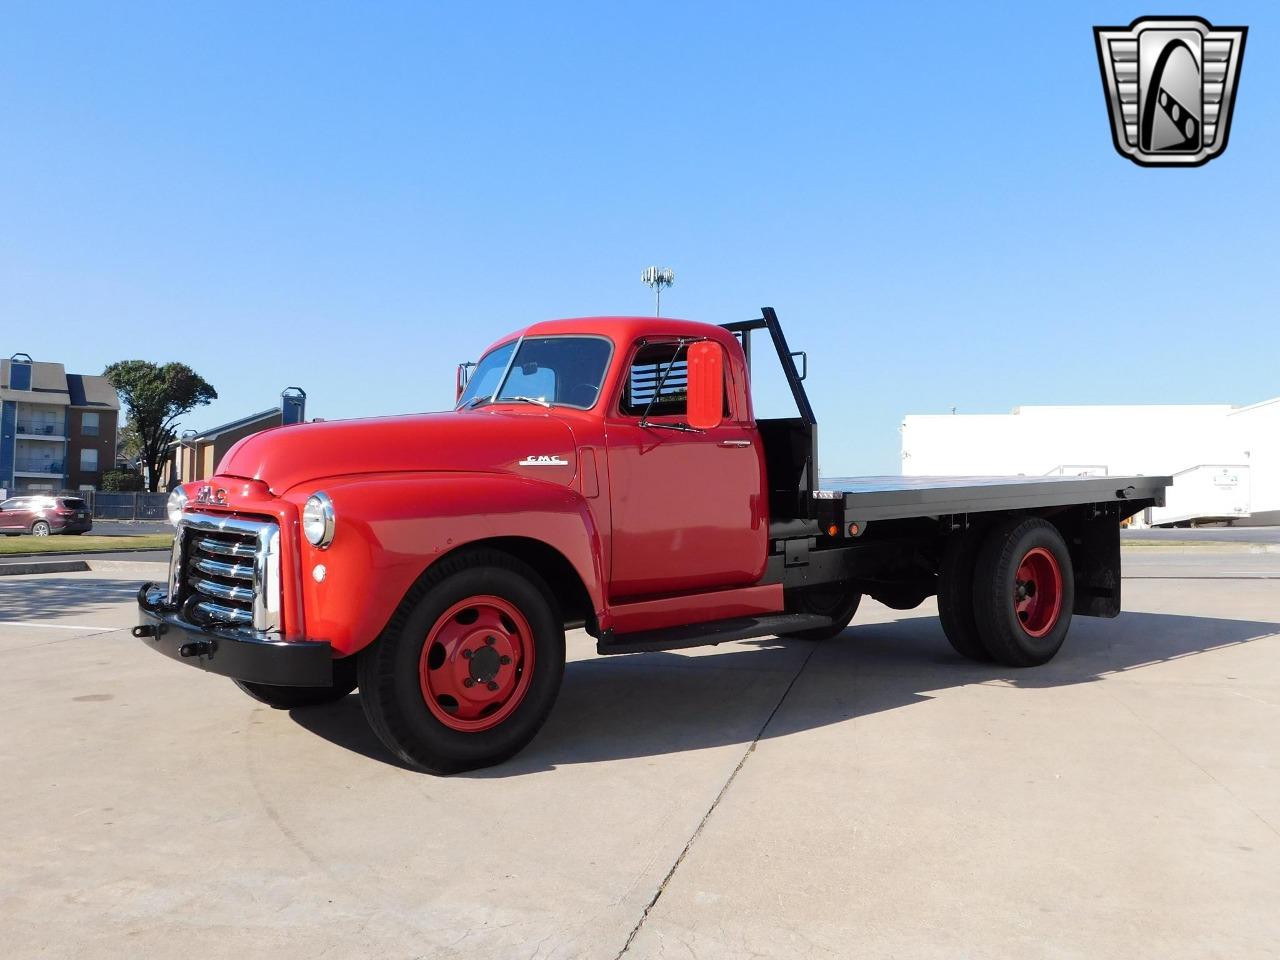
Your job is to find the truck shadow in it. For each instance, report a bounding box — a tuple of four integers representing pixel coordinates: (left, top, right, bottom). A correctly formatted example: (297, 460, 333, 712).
(290, 609, 1279, 775)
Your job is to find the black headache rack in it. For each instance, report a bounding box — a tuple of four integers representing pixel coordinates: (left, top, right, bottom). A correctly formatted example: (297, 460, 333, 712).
(722, 307, 820, 526)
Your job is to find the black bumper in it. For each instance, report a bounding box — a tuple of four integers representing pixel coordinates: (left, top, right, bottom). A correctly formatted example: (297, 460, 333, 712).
(135, 588, 333, 687)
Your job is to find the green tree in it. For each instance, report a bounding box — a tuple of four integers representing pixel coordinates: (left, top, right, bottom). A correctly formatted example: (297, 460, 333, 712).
(104, 361, 217, 492)
(117, 419, 143, 465)
(101, 468, 144, 492)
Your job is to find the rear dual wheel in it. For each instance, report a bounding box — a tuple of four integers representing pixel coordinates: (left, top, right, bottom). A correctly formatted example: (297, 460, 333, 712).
(939, 517, 1074, 667)
(358, 550, 565, 774)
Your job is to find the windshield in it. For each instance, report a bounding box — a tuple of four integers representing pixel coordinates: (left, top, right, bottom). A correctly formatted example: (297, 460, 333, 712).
(461, 336, 612, 410)
(457, 341, 516, 408)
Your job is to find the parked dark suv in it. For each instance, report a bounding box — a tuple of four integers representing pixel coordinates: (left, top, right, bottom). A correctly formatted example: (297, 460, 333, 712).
(0, 496, 93, 536)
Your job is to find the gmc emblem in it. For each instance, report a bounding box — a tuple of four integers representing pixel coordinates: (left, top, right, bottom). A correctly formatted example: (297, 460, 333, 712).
(195, 485, 228, 505)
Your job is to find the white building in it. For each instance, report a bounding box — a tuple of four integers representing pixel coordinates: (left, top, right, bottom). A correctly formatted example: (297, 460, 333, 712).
(901, 397, 1280, 526)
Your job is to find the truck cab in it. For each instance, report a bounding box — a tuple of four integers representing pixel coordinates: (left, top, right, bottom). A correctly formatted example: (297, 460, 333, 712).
(137, 308, 1168, 774)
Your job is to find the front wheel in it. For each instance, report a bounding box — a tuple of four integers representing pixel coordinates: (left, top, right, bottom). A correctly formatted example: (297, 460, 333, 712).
(972, 517, 1075, 667)
(358, 550, 565, 774)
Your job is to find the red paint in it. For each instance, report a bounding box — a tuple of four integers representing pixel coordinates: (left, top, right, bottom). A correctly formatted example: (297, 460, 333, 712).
(686, 340, 725, 430)
(608, 583, 783, 634)
(171, 316, 778, 656)
(419, 595, 535, 732)
(1014, 546, 1063, 637)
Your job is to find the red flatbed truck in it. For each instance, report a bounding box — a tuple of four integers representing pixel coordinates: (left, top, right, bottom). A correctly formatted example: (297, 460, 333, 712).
(136, 308, 1170, 773)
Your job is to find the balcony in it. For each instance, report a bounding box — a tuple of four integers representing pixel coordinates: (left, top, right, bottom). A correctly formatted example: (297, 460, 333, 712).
(14, 459, 64, 477)
(15, 421, 67, 440)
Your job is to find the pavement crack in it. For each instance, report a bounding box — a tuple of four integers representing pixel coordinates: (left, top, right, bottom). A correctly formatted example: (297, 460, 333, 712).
(1102, 682, 1280, 841)
(613, 641, 822, 958)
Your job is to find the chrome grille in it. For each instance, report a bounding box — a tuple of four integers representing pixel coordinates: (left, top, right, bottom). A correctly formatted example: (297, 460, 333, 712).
(170, 514, 281, 633)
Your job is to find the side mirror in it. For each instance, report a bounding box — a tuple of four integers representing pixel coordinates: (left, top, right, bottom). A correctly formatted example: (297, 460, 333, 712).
(686, 341, 725, 430)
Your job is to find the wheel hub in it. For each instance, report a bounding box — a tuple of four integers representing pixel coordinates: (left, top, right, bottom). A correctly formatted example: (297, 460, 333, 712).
(1013, 546, 1062, 638)
(467, 641, 501, 684)
(418, 595, 534, 732)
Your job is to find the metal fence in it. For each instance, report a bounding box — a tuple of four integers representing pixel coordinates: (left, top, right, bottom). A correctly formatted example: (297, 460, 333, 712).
(92, 492, 169, 520)
(26, 489, 171, 521)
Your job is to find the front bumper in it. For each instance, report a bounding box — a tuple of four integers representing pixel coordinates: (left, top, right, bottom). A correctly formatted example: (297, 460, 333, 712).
(135, 584, 332, 687)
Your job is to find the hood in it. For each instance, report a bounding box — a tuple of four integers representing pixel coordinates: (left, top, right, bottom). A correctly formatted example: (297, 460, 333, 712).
(216, 411, 578, 493)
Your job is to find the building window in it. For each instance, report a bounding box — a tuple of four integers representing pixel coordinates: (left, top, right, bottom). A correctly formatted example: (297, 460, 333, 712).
(81, 411, 100, 436)
(80, 448, 99, 473)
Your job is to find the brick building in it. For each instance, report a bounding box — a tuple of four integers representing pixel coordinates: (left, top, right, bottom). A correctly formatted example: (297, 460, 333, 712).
(0, 353, 120, 495)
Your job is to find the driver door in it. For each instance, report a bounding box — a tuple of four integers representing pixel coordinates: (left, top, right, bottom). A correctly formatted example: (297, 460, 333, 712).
(604, 339, 766, 600)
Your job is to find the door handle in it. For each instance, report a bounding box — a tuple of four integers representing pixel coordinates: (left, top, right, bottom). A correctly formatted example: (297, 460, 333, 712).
(719, 439, 752, 448)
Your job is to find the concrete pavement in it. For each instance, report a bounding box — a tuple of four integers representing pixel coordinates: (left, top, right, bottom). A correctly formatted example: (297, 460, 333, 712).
(1, 550, 1277, 959)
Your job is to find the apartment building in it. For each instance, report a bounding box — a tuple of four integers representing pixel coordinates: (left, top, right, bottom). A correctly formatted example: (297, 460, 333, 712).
(0, 353, 120, 495)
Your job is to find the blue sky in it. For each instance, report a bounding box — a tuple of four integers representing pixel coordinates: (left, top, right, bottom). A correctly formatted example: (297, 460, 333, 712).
(1, 2, 1275, 475)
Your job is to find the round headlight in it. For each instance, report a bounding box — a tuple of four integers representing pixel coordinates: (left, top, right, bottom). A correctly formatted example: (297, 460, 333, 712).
(166, 487, 188, 526)
(303, 492, 335, 548)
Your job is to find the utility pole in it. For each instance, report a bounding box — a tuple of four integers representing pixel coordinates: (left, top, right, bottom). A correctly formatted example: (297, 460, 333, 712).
(641, 266, 675, 316)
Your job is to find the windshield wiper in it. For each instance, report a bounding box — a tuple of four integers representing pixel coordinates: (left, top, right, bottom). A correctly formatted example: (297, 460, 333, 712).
(642, 421, 700, 433)
(500, 395, 551, 407)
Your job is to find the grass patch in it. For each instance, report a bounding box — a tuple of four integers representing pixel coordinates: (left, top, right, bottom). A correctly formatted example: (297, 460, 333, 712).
(0, 534, 173, 555)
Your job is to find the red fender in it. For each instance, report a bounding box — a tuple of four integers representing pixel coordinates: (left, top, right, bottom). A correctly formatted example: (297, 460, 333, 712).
(281, 472, 605, 656)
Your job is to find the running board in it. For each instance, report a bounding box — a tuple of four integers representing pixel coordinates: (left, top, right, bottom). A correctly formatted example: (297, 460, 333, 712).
(596, 613, 833, 655)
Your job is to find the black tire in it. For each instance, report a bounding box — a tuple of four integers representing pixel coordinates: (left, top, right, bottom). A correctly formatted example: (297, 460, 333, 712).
(972, 517, 1075, 667)
(31, 520, 51, 537)
(234, 654, 358, 709)
(785, 583, 862, 641)
(937, 531, 990, 662)
(358, 549, 565, 774)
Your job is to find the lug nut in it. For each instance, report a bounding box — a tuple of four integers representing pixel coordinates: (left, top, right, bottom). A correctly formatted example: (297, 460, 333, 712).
(499, 655, 511, 665)
(485, 636, 496, 646)
(487, 681, 499, 691)
(463, 678, 475, 688)
(462, 649, 473, 659)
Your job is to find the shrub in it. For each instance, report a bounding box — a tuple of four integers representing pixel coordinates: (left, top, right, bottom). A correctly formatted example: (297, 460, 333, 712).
(101, 468, 144, 492)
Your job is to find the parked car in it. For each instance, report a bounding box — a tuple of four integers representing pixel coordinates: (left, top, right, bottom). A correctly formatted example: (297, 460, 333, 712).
(0, 496, 93, 536)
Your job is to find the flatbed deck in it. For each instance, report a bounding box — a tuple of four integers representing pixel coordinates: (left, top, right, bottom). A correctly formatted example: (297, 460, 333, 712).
(817, 475, 1171, 522)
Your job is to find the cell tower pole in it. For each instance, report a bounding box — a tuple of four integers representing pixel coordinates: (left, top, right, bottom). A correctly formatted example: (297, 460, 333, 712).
(641, 266, 675, 317)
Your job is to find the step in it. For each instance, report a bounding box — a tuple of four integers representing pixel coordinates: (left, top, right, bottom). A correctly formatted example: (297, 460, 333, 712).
(597, 613, 832, 655)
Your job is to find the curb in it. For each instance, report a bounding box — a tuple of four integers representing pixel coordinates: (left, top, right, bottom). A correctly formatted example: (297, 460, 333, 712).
(0, 560, 92, 577)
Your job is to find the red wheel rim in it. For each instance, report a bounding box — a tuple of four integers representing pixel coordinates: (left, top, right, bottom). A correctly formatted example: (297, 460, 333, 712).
(1013, 546, 1063, 638)
(418, 595, 535, 732)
